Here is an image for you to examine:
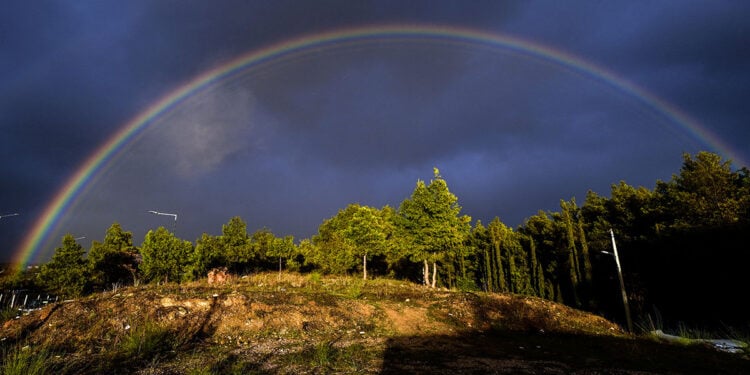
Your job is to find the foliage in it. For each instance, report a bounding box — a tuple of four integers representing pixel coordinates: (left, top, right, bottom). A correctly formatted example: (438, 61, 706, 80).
(0, 345, 53, 375)
(37, 234, 89, 297)
(309, 203, 393, 279)
(397, 168, 471, 287)
(119, 320, 175, 362)
(188, 232, 225, 280)
(24, 151, 750, 330)
(87, 222, 139, 290)
(656, 151, 748, 229)
(139, 227, 193, 283)
(0, 307, 18, 322)
(266, 234, 298, 273)
(221, 216, 255, 274)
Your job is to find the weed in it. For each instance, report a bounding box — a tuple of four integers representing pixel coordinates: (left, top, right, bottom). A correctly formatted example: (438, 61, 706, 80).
(119, 320, 174, 361)
(336, 342, 374, 372)
(342, 279, 364, 299)
(311, 340, 335, 368)
(0, 345, 54, 375)
(309, 272, 322, 285)
(186, 365, 213, 375)
(0, 306, 18, 322)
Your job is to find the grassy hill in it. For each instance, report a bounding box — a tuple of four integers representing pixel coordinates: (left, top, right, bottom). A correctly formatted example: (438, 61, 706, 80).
(1, 272, 747, 374)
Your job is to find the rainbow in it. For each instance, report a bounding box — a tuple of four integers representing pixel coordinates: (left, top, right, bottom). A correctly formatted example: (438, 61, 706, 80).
(12, 24, 746, 268)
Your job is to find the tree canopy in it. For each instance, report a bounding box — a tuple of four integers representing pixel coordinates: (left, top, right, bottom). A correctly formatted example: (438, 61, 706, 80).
(22, 151, 750, 328)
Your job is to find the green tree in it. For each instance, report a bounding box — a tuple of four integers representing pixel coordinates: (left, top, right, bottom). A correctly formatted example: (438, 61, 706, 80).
(87, 222, 139, 289)
(524, 233, 546, 298)
(398, 168, 470, 288)
(487, 217, 507, 292)
(344, 205, 391, 280)
(560, 199, 581, 306)
(309, 208, 357, 274)
(309, 203, 391, 277)
(38, 234, 89, 297)
(251, 227, 277, 270)
(140, 227, 192, 283)
(221, 216, 254, 273)
(188, 233, 225, 279)
(657, 151, 744, 229)
(267, 235, 297, 275)
(470, 220, 492, 291)
(520, 211, 559, 301)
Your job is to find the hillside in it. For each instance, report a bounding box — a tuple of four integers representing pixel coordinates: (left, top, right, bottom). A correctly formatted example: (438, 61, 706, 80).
(1, 273, 747, 374)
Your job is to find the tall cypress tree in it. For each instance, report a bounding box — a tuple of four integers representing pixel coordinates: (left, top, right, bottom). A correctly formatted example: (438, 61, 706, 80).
(487, 217, 507, 292)
(526, 235, 546, 298)
(561, 199, 581, 306)
(576, 212, 593, 284)
(471, 221, 493, 291)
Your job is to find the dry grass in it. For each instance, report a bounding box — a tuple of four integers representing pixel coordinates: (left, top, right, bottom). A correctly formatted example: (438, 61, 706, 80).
(0, 272, 746, 374)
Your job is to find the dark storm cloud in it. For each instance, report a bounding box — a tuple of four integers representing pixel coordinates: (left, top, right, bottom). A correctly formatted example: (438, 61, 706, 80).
(618, 2, 750, 153)
(2, 1, 749, 262)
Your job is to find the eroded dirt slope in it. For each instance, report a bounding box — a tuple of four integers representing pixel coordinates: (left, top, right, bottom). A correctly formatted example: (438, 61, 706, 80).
(2, 273, 744, 374)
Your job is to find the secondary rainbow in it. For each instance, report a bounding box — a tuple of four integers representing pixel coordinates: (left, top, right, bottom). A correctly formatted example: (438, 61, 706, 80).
(12, 24, 745, 268)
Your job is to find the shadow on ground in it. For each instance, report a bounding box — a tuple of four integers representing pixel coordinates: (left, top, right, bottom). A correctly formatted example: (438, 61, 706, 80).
(380, 331, 749, 374)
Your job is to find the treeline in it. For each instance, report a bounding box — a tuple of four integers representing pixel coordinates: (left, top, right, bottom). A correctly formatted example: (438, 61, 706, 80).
(7, 152, 749, 327)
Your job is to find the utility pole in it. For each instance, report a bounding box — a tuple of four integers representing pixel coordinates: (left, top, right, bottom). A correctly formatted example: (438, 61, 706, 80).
(603, 228, 633, 333)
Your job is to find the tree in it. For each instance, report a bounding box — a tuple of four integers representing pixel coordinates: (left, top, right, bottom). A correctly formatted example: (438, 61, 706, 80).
(221, 216, 254, 273)
(470, 220, 492, 291)
(38, 234, 89, 297)
(344, 205, 391, 280)
(140, 227, 192, 283)
(188, 233, 225, 279)
(251, 227, 277, 270)
(267, 235, 297, 275)
(657, 151, 744, 229)
(486, 217, 507, 292)
(310, 207, 358, 274)
(398, 168, 470, 288)
(88, 222, 139, 289)
(524, 233, 546, 298)
(520, 211, 559, 301)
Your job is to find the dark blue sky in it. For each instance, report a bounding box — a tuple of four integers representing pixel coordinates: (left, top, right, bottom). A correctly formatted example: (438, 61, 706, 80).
(2, 1, 749, 264)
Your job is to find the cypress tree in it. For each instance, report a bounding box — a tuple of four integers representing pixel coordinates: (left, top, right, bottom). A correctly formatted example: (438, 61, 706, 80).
(577, 212, 593, 284)
(488, 217, 507, 292)
(561, 199, 581, 306)
(527, 236, 546, 298)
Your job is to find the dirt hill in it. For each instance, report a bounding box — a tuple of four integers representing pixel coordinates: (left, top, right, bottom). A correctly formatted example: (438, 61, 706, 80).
(1, 273, 747, 374)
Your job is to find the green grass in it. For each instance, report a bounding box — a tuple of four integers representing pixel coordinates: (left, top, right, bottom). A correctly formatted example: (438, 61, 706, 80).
(292, 339, 377, 373)
(637, 310, 749, 355)
(1, 345, 54, 375)
(119, 320, 175, 362)
(0, 306, 18, 322)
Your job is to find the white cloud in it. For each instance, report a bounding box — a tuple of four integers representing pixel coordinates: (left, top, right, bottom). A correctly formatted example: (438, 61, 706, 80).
(154, 85, 261, 177)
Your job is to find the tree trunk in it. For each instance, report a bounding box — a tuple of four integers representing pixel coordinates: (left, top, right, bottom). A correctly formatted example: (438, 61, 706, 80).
(431, 262, 437, 288)
(363, 253, 367, 280)
(423, 260, 429, 286)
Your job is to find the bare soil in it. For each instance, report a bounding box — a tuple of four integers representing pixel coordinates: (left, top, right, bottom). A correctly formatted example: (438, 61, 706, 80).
(1, 273, 747, 374)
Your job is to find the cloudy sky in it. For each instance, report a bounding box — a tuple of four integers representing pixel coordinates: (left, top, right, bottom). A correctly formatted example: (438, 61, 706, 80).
(2, 1, 748, 264)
